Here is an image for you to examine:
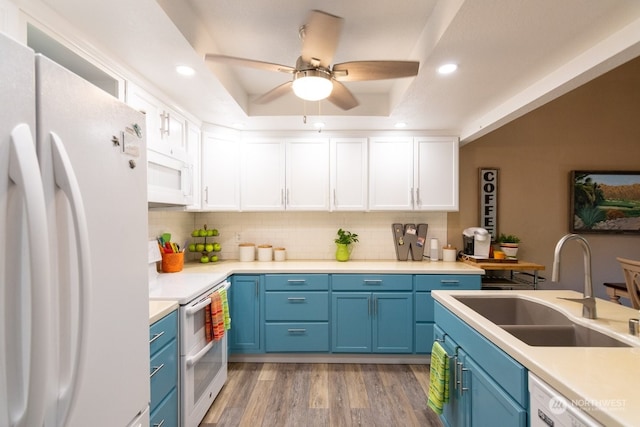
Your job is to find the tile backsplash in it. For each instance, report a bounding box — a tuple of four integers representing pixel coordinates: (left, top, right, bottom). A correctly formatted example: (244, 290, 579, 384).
(149, 210, 448, 261)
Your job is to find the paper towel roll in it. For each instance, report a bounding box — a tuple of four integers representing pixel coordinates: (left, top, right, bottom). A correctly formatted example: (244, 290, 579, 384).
(430, 238, 439, 261)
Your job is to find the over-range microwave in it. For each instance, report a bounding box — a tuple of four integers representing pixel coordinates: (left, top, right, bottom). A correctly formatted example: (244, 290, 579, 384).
(147, 149, 194, 207)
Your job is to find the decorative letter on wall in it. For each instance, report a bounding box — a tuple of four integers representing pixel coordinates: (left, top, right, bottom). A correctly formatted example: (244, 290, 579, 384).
(479, 168, 499, 241)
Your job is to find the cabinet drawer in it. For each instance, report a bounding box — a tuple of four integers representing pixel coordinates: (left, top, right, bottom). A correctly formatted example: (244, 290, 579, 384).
(150, 387, 178, 427)
(415, 323, 435, 353)
(415, 274, 481, 291)
(265, 323, 329, 352)
(265, 274, 329, 291)
(265, 292, 328, 321)
(415, 292, 435, 322)
(150, 339, 178, 411)
(332, 274, 412, 291)
(150, 310, 178, 357)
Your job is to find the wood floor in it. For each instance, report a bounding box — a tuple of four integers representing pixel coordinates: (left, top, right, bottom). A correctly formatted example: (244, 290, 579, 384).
(199, 362, 443, 427)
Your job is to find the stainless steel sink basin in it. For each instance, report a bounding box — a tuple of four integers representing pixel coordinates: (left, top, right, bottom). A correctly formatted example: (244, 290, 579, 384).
(454, 296, 630, 348)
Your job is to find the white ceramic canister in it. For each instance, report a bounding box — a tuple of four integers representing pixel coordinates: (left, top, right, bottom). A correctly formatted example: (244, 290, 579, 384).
(238, 243, 256, 262)
(430, 238, 439, 261)
(257, 244, 273, 262)
(442, 244, 457, 262)
(273, 247, 286, 261)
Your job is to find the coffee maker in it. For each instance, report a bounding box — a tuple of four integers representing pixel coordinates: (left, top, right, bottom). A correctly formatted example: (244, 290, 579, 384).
(462, 227, 491, 258)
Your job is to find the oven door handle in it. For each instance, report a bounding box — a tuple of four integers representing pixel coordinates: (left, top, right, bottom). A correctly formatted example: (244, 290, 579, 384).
(186, 340, 215, 367)
(185, 281, 231, 316)
(185, 298, 211, 316)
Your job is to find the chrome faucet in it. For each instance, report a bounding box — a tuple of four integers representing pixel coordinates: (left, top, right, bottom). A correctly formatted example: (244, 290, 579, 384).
(552, 233, 597, 319)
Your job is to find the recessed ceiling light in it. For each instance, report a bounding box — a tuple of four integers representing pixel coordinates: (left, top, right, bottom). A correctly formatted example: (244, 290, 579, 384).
(394, 122, 407, 128)
(438, 63, 458, 75)
(176, 65, 195, 76)
(314, 121, 325, 129)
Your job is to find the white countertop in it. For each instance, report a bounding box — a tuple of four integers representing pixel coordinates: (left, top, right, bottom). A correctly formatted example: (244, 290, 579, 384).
(149, 300, 179, 324)
(148, 259, 483, 304)
(433, 290, 640, 427)
(179, 259, 485, 275)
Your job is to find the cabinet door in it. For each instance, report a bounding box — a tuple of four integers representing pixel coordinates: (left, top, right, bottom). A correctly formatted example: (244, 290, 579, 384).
(414, 137, 458, 211)
(331, 293, 372, 352)
(229, 276, 262, 352)
(185, 122, 201, 210)
(461, 350, 527, 427)
(369, 137, 414, 210)
(241, 140, 285, 210)
(201, 135, 240, 210)
(372, 292, 413, 353)
(434, 326, 468, 427)
(285, 139, 329, 210)
(330, 138, 368, 211)
(164, 107, 187, 159)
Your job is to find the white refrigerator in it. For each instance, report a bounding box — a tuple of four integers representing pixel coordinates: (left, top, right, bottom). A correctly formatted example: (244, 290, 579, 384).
(0, 32, 150, 427)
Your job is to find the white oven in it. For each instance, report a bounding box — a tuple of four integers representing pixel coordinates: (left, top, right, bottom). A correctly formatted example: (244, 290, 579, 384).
(180, 280, 230, 427)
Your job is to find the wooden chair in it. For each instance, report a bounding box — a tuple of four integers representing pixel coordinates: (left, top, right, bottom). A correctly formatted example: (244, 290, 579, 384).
(616, 257, 640, 309)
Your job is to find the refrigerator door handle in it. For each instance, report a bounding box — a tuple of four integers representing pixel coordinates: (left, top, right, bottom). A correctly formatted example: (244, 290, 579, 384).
(50, 132, 92, 427)
(8, 124, 51, 427)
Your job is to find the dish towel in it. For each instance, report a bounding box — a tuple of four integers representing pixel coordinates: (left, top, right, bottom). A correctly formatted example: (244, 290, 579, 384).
(427, 341, 450, 415)
(219, 288, 231, 331)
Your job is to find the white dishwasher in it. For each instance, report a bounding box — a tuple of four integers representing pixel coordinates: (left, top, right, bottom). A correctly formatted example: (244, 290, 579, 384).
(529, 373, 602, 427)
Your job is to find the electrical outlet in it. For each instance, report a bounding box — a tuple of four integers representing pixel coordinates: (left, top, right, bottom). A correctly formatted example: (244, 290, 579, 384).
(235, 233, 241, 243)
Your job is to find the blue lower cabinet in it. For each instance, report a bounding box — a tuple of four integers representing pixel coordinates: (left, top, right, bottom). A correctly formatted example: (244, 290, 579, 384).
(265, 323, 329, 352)
(415, 275, 480, 354)
(149, 311, 178, 427)
(332, 292, 413, 353)
(230, 275, 262, 353)
(150, 387, 178, 427)
(435, 303, 527, 427)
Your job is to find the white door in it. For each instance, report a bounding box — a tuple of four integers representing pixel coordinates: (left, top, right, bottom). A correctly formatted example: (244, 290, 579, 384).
(202, 135, 240, 211)
(241, 139, 285, 210)
(414, 137, 459, 211)
(369, 137, 414, 210)
(37, 56, 149, 427)
(330, 138, 368, 211)
(286, 139, 329, 210)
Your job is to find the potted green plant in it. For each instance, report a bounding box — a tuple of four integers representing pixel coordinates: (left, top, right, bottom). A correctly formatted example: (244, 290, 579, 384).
(496, 233, 520, 258)
(334, 228, 359, 261)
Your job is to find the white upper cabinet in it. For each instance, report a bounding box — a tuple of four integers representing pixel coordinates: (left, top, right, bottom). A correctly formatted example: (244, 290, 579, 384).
(369, 137, 415, 210)
(240, 138, 329, 211)
(330, 138, 368, 211)
(414, 137, 459, 211)
(241, 139, 285, 210)
(286, 139, 330, 210)
(185, 122, 202, 211)
(201, 134, 241, 211)
(369, 136, 459, 211)
(127, 82, 188, 162)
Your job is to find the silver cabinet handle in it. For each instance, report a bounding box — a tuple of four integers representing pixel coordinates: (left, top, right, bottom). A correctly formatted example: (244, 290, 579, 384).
(255, 279, 259, 297)
(374, 297, 378, 315)
(457, 361, 469, 393)
(286, 188, 290, 205)
(287, 279, 306, 283)
(150, 363, 165, 379)
(204, 185, 209, 204)
(149, 331, 165, 345)
(153, 420, 165, 427)
(280, 188, 284, 206)
(165, 112, 170, 136)
(440, 280, 460, 286)
(287, 297, 306, 302)
(333, 189, 337, 206)
(287, 328, 307, 334)
(363, 279, 382, 285)
(416, 188, 421, 206)
(410, 187, 414, 205)
(368, 296, 372, 316)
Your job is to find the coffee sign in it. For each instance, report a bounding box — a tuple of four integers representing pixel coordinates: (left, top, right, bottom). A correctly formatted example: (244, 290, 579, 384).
(479, 168, 499, 241)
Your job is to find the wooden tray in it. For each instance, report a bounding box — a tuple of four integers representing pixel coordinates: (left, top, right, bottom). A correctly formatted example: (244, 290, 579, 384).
(463, 257, 518, 264)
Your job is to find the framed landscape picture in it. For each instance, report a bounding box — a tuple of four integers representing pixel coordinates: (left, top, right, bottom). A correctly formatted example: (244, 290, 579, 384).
(570, 170, 640, 234)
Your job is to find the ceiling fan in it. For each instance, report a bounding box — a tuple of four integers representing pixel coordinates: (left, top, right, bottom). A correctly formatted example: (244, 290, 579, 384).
(204, 10, 419, 111)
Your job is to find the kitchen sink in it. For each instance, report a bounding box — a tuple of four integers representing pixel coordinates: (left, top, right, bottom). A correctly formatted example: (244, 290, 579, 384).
(454, 296, 630, 347)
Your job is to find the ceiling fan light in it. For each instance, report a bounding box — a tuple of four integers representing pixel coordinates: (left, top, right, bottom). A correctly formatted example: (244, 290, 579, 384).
(292, 70, 333, 101)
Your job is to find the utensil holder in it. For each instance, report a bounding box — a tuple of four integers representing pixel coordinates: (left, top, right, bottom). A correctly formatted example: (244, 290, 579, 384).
(161, 251, 184, 273)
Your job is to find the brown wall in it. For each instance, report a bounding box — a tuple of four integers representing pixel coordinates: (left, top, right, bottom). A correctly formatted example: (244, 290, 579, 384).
(448, 56, 640, 299)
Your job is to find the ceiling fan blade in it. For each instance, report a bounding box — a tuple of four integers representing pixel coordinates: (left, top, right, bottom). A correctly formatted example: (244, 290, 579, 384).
(300, 10, 344, 68)
(327, 80, 358, 110)
(332, 61, 419, 82)
(253, 81, 293, 104)
(205, 54, 295, 74)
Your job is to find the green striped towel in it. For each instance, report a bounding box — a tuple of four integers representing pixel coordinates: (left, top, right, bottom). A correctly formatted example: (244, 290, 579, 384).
(427, 341, 450, 415)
